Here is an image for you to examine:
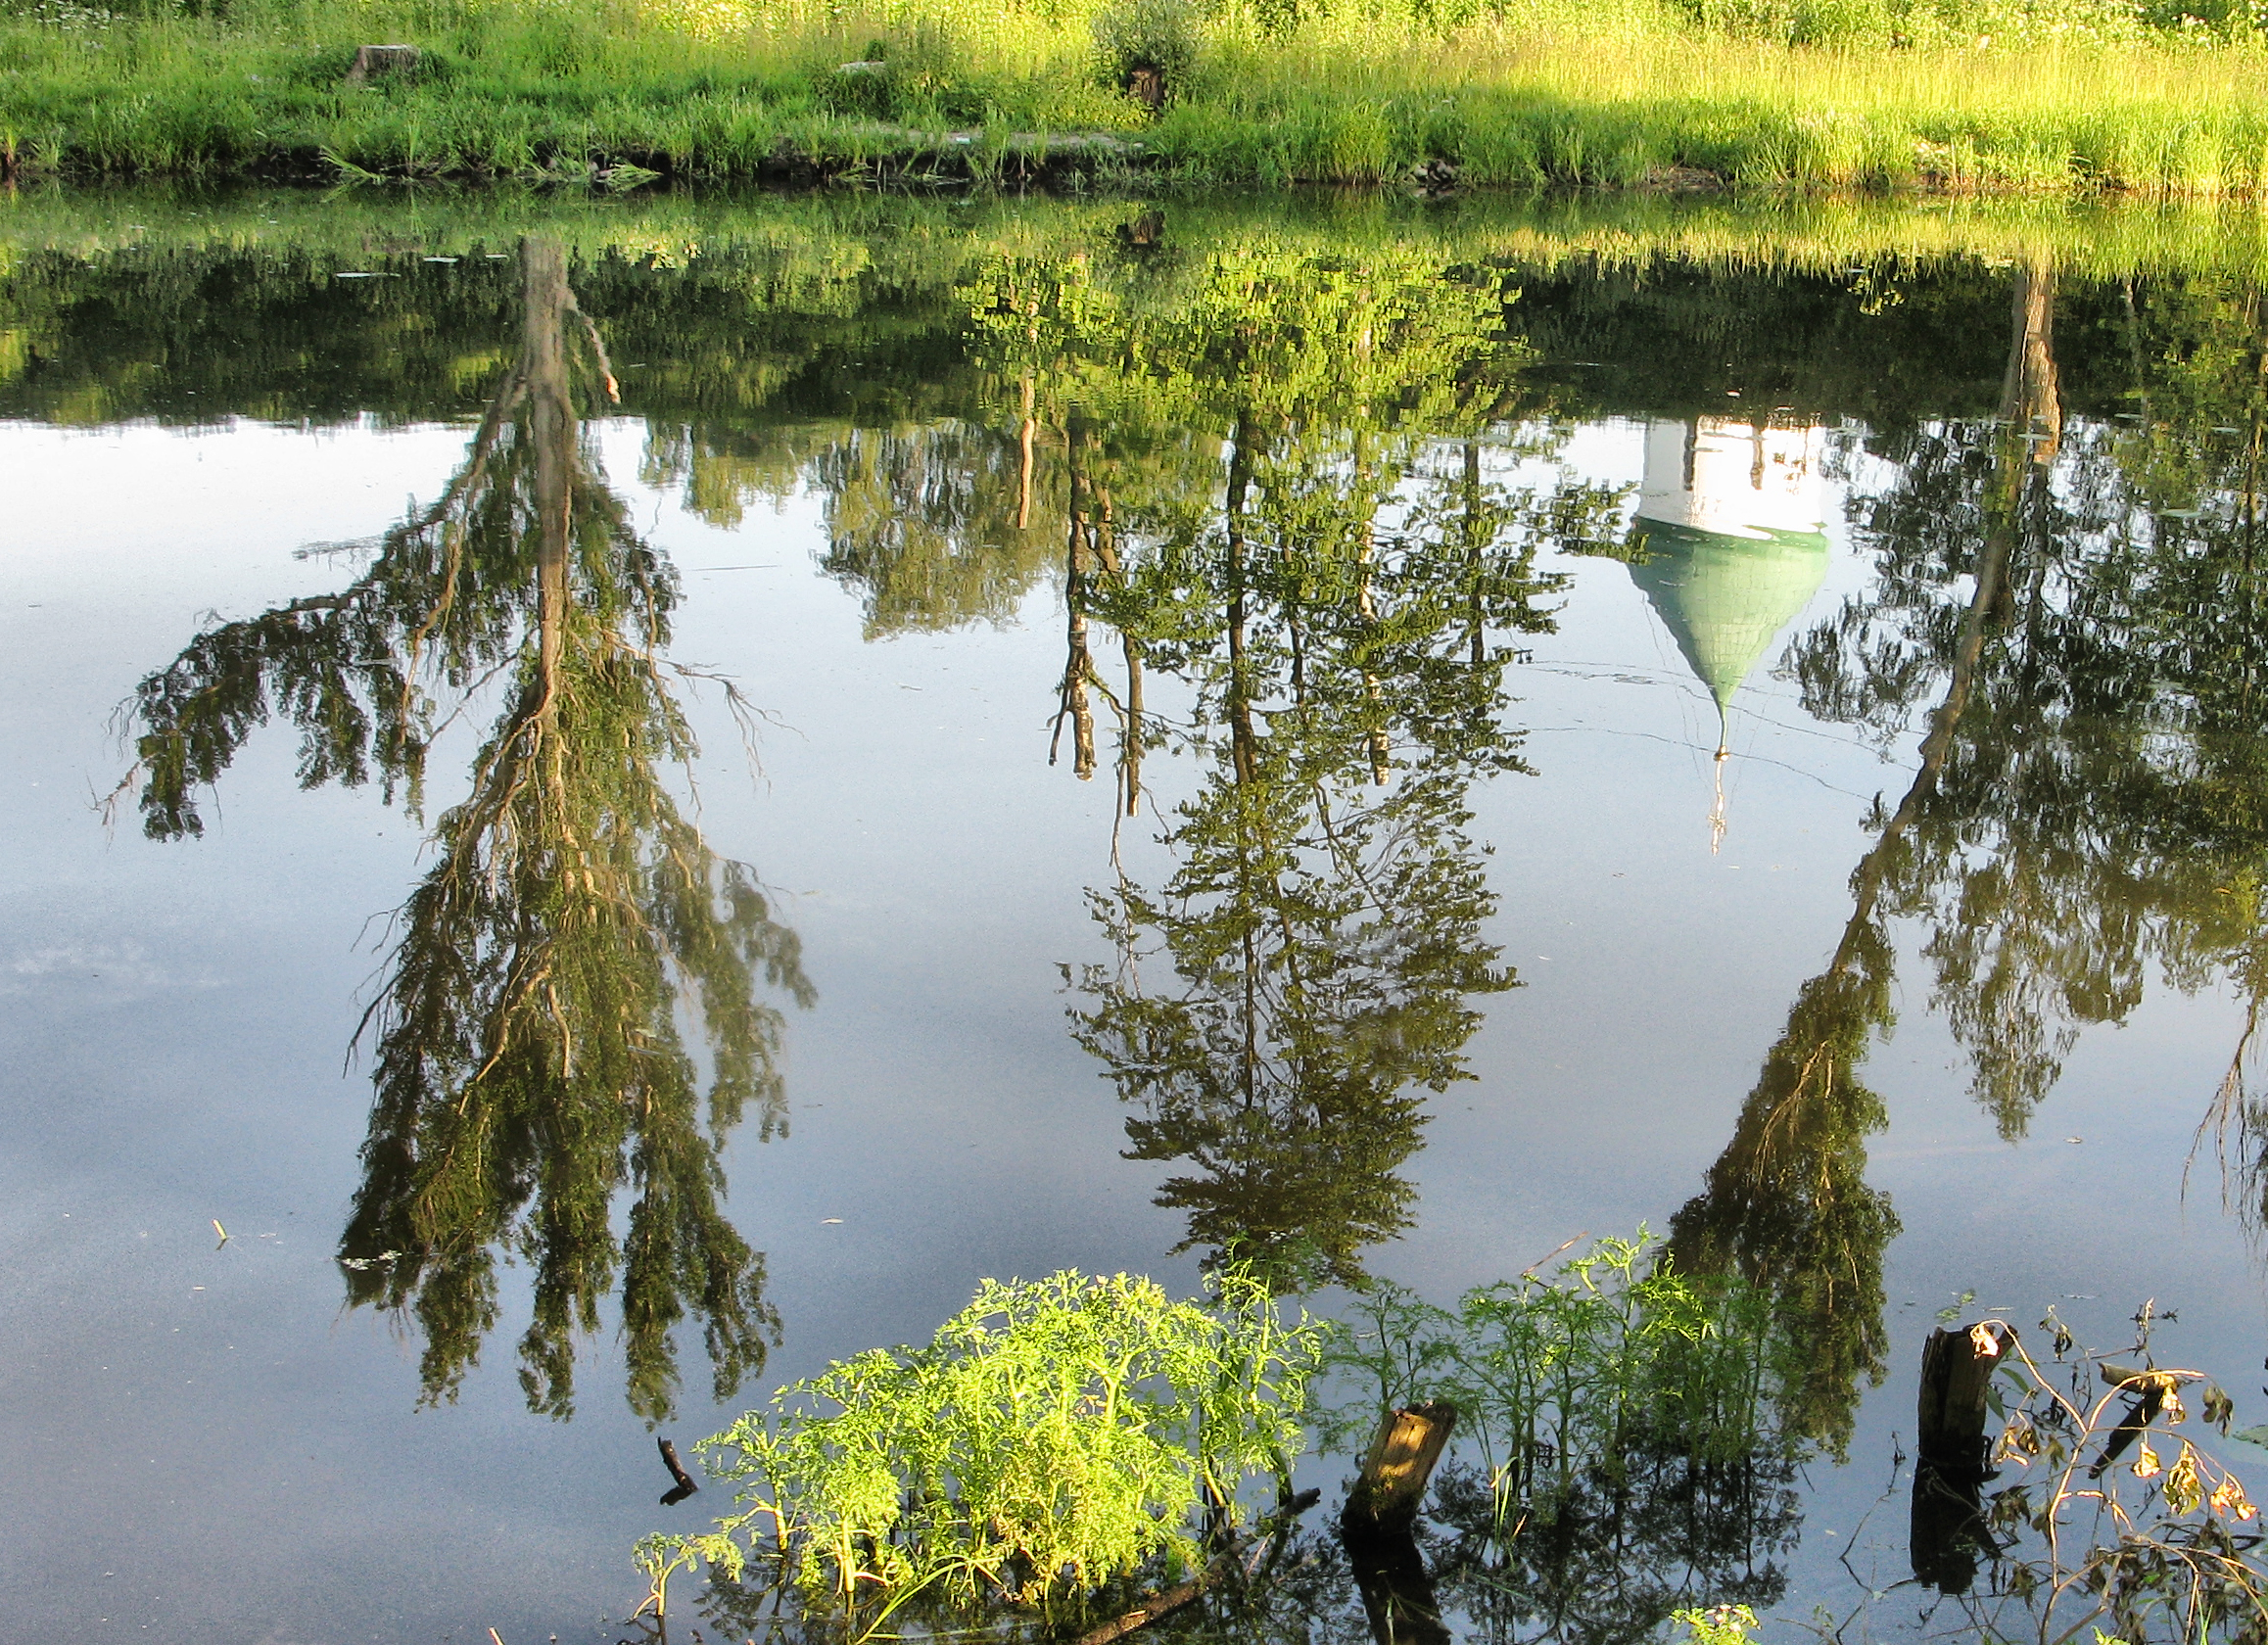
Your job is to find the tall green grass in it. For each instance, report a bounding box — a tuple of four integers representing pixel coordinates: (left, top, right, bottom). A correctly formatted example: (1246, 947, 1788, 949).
(12, 0, 2268, 188)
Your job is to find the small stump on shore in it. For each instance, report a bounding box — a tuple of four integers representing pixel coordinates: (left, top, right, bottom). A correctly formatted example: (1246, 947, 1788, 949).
(344, 45, 420, 87)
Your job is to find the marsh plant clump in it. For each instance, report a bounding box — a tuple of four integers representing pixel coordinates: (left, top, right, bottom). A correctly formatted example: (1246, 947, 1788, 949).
(629, 1237, 1800, 1640)
(635, 1269, 1327, 1635)
(1939, 1308, 2268, 1645)
(1318, 1233, 1805, 1639)
(1321, 1232, 1796, 1503)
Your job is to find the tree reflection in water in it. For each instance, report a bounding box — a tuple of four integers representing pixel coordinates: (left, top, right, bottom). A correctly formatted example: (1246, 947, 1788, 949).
(123, 239, 811, 1424)
(1010, 230, 1806, 1641)
(1666, 256, 2063, 1464)
(76, 213, 2268, 1632)
(1022, 237, 1582, 1286)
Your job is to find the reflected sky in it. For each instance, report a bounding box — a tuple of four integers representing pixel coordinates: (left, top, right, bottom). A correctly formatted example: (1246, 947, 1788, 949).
(6, 196, 2268, 1644)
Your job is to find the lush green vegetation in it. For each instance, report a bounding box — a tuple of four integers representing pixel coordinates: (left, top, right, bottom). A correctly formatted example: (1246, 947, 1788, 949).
(1325, 1235, 1790, 1489)
(1322, 1236, 1803, 1641)
(18, 0, 2268, 188)
(633, 1244, 1799, 1641)
(635, 1269, 1326, 1635)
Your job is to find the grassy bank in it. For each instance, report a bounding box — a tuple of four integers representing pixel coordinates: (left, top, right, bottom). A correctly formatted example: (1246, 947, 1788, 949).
(12, 0, 2268, 189)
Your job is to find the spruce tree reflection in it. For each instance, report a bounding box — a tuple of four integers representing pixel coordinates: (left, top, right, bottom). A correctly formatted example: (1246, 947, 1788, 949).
(1071, 519, 1518, 1281)
(125, 239, 811, 1424)
(1010, 219, 1638, 1285)
(1066, 414, 1567, 1287)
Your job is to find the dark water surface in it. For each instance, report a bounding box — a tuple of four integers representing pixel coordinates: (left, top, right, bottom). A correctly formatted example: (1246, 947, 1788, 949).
(10, 187, 2268, 1644)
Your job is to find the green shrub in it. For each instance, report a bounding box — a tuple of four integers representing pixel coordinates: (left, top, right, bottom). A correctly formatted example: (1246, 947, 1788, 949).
(1320, 1231, 1794, 1508)
(635, 1269, 1326, 1635)
(1092, 0, 1206, 94)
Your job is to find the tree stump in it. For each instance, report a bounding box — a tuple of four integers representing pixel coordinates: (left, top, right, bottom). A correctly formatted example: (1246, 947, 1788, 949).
(1910, 1323, 2012, 1592)
(1916, 1321, 2013, 1477)
(1343, 1402, 1456, 1538)
(1126, 67, 1163, 109)
(1117, 210, 1164, 250)
(344, 45, 420, 86)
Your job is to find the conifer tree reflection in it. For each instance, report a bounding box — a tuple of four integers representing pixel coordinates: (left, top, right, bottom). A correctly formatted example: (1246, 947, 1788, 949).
(1067, 412, 1568, 1287)
(124, 239, 811, 1423)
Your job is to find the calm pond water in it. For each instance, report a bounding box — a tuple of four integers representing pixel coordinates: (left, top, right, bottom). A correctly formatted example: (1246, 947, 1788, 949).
(11, 187, 2268, 1645)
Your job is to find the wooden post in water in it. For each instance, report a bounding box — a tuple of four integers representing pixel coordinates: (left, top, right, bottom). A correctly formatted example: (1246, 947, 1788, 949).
(1916, 1321, 2012, 1475)
(1343, 1402, 1456, 1537)
(1911, 1322, 2012, 1593)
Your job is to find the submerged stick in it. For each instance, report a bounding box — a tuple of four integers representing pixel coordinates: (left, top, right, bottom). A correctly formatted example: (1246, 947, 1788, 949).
(658, 1437, 698, 1506)
(1073, 1487, 1321, 1645)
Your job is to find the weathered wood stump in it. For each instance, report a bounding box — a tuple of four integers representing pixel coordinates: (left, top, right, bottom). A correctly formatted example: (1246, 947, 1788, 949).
(1117, 210, 1164, 250)
(1343, 1401, 1456, 1538)
(344, 45, 420, 86)
(1126, 67, 1163, 109)
(1909, 1321, 2012, 1593)
(1916, 1321, 2013, 1476)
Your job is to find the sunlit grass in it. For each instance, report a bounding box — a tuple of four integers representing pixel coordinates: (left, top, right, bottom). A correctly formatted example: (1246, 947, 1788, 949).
(10, 0, 2268, 187)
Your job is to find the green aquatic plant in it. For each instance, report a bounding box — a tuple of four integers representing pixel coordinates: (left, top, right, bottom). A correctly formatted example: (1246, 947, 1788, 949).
(1671, 1604, 1761, 1645)
(1323, 1232, 1792, 1509)
(1315, 1236, 1800, 1642)
(634, 1268, 1328, 1637)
